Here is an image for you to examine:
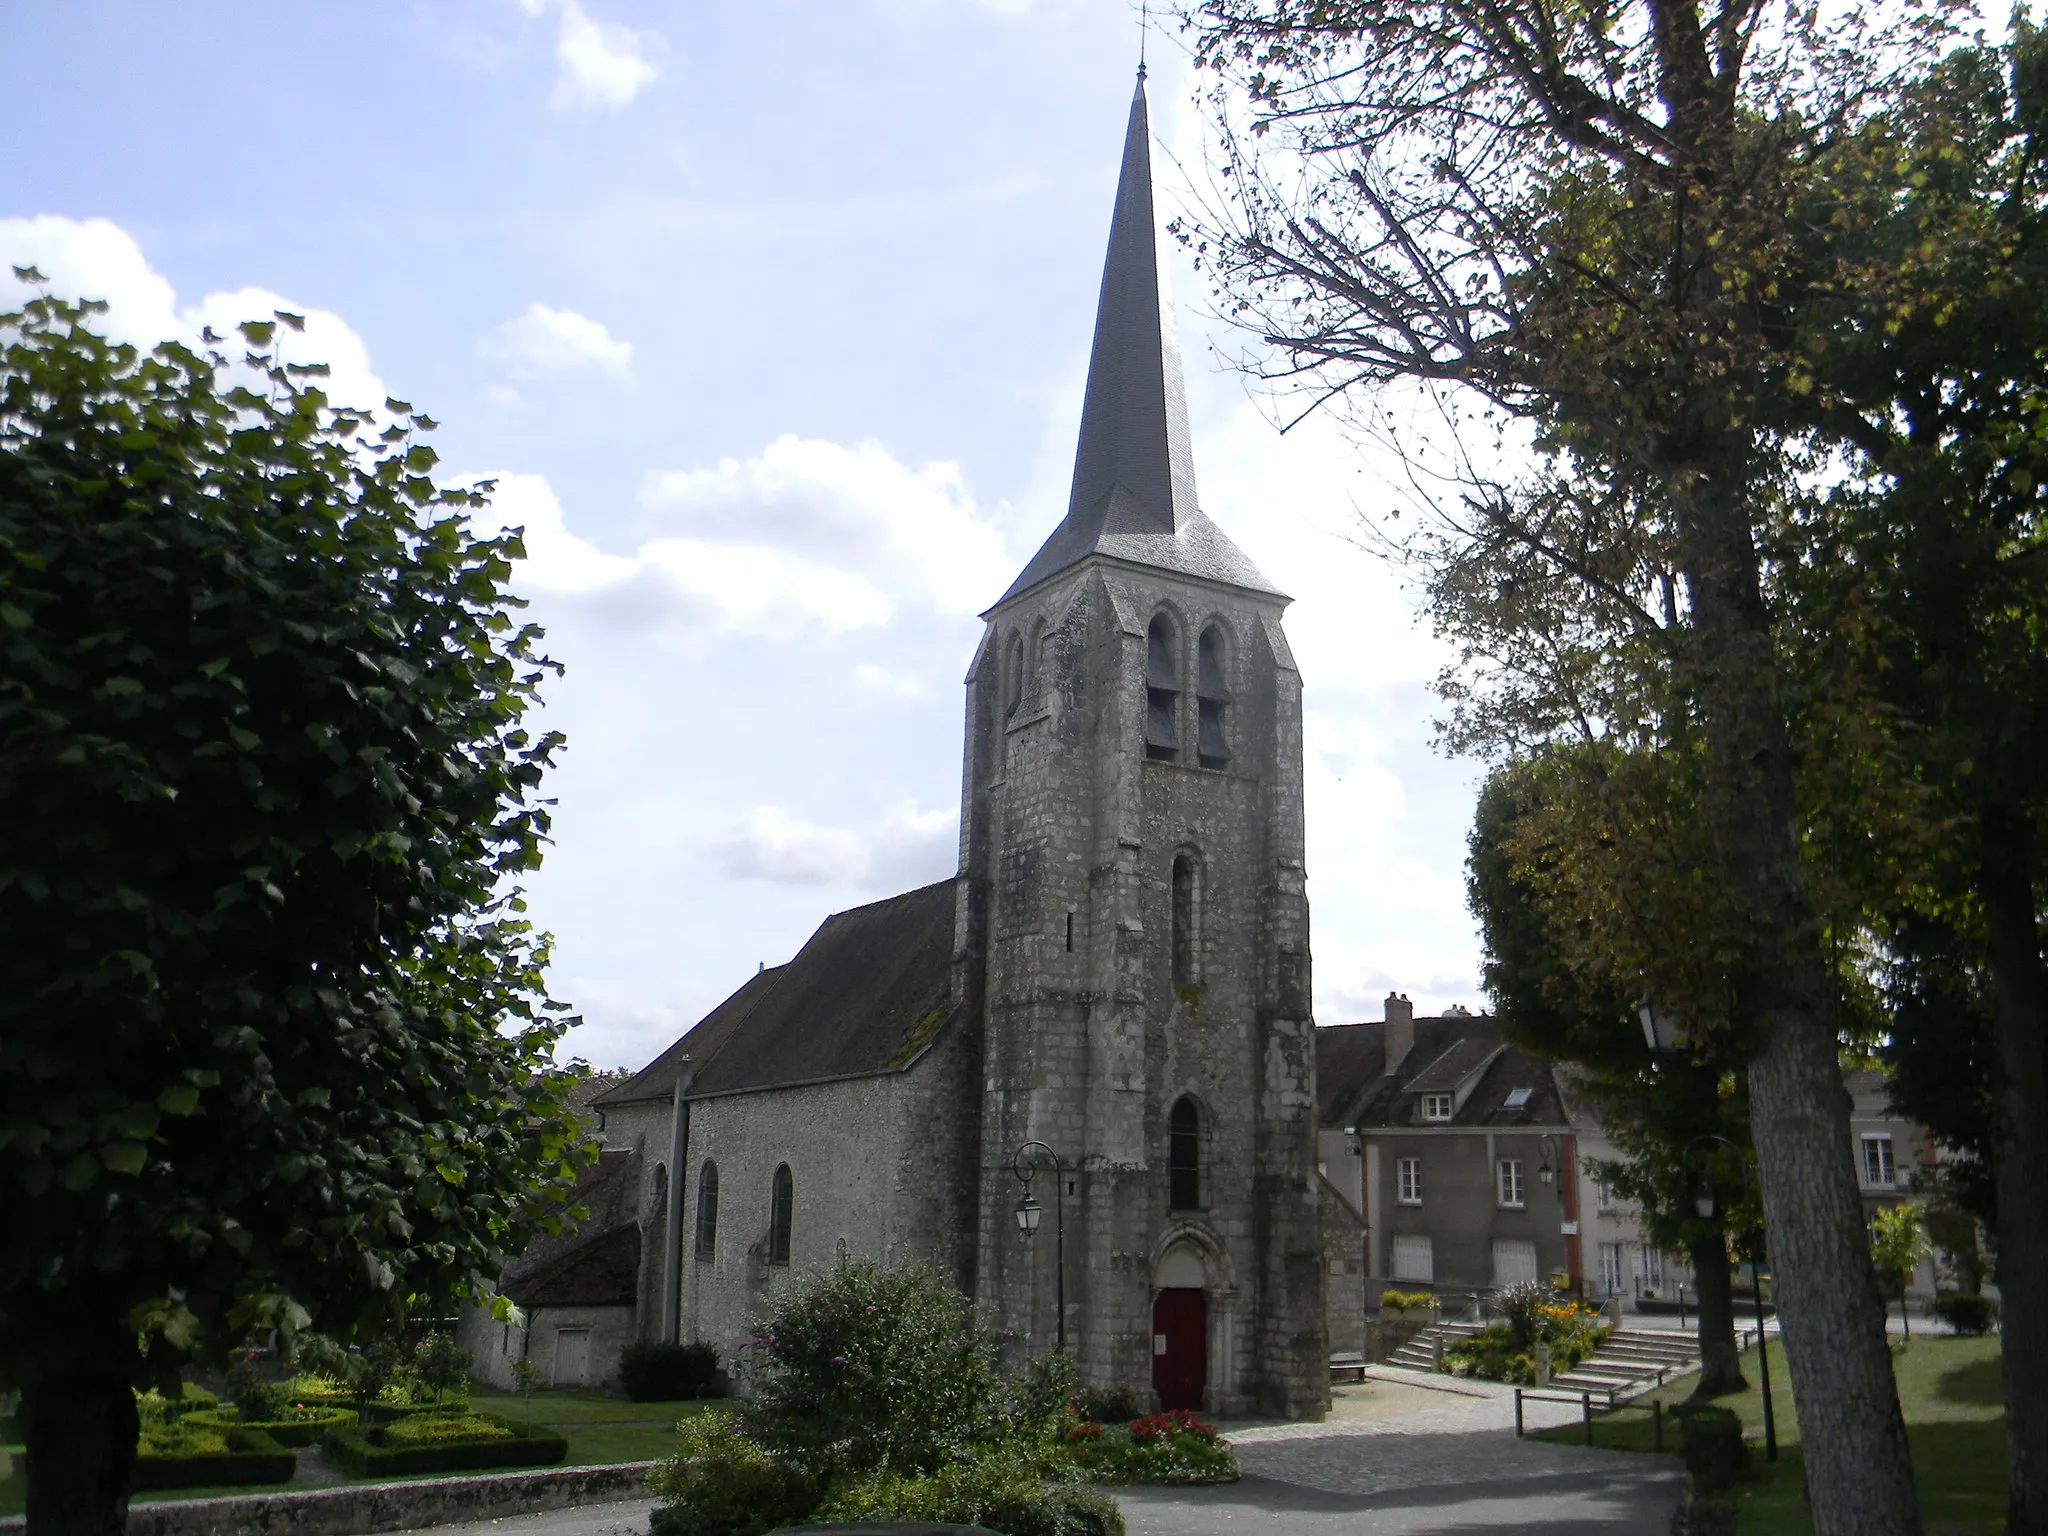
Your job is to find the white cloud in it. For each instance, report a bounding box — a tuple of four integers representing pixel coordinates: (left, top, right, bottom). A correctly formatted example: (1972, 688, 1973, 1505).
(711, 799, 956, 889)
(855, 663, 927, 699)
(1, 217, 389, 414)
(473, 470, 896, 639)
(643, 435, 1013, 618)
(552, 0, 657, 110)
(482, 302, 632, 381)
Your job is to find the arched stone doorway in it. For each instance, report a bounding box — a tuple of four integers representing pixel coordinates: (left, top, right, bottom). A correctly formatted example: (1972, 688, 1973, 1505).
(1152, 1244, 1208, 1412)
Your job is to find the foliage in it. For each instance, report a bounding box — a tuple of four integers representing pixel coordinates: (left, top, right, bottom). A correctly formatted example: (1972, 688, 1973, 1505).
(740, 1259, 1002, 1478)
(1063, 1412, 1237, 1486)
(620, 1341, 722, 1402)
(1870, 1205, 1935, 1293)
(184, 1404, 356, 1448)
(0, 291, 593, 1529)
(1070, 1385, 1142, 1426)
(130, 1425, 294, 1491)
(377, 1411, 513, 1446)
(411, 1333, 472, 1407)
(646, 1413, 816, 1536)
(1493, 1281, 1552, 1349)
(813, 1442, 1126, 1536)
(1448, 1304, 1608, 1385)
(226, 1355, 291, 1424)
(1928, 1294, 1998, 1338)
(1377, 1290, 1437, 1315)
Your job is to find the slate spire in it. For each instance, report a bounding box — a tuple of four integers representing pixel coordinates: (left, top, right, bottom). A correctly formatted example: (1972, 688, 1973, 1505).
(994, 71, 1280, 609)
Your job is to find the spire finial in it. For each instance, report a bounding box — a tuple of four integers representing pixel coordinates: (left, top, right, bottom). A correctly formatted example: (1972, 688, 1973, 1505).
(1139, 0, 1149, 75)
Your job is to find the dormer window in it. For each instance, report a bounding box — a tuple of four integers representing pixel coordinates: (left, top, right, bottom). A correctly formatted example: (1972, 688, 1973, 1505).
(1196, 625, 1231, 768)
(1420, 1092, 1453, 1122)
(1145, 614, 1180, 761)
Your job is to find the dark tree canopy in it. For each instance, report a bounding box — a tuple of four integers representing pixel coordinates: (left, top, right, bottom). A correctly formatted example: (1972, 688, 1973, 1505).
(0, 291, 588, 1533)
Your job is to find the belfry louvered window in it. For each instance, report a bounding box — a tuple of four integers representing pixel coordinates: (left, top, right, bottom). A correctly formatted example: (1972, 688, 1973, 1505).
(1196, 626, 1231, 768)
(1145, 615, 1180, 761)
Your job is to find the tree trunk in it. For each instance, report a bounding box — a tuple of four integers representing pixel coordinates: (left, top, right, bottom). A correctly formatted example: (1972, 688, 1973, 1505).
(1677, 459, 1922, 1535)
(1686, 1234, 1747, 1400)
(24, 1322, 138, 1536)
(1979, 809, 2048, 1536)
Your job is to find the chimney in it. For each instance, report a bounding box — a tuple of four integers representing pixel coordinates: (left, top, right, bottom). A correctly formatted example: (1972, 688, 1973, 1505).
(1383, 992, 1415, 1077)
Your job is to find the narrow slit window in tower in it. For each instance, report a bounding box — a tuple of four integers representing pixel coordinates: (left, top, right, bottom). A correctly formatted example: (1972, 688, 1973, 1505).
(695, 1161, 719, 1262)
(1171, 853, 1196, 989)
(1169, 1097, 1202, 1210)
(1145, 615, 1180, 760)
(1197, 626, 1231, 769)
(768, 1164, 793, 1266)
(1005, 633, 1025, 719)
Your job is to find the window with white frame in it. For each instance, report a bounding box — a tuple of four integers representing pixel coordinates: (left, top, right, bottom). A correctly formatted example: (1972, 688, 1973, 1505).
(1420, 1093, 1453, 1122)
(1594, 1174, 1618, 1213)
(1391, 1234, 1435, 1282)
(1862, 1133, 1896, 1188)
(1598, 1242, 1626, 1295)
(1396, 1156, 1423, 1204)
(1497, 1158, 1526, 1208)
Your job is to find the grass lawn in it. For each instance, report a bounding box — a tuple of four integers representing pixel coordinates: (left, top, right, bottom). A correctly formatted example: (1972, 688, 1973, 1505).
(0, 1393, 717, 1517)
(1535, 1334, 2006, 1534)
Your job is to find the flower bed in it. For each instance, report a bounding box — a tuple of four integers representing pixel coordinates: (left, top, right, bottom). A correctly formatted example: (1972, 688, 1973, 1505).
(323, 1412, 567, 1476)
(1062, 1410, 1238, 1485)
(132, 1425, 295, 1491)
(1446, 1298, 1610, 1385)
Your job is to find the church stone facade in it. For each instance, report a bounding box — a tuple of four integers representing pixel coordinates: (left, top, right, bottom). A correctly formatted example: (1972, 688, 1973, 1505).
(467, 74, 1330, 1421)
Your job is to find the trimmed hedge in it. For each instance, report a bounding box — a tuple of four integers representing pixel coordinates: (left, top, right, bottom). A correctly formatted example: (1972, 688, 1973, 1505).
(324, 1413, 568, 1476)
(621, 1341, 723, 1401)
(132, 1428, 295, 1491)
(1929, 1292, 1998, 1336)
(183, 1406, 356, 1448)
(1675, 1406, 1746, 1491)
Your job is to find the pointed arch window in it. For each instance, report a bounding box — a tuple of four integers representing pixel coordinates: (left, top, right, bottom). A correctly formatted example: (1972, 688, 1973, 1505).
(1197, 626, 1231, 769)
(695, 1161, 719, 1262)
(1145, 615, 1180, 761)
(1169, 1097, 1202, 1210)
(1005, 632, 1025, 719)
(1171, 853, 1197, 989)
(768, 1164, 793, 1266)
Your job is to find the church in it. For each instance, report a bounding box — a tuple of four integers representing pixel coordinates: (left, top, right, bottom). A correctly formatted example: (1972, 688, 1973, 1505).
(463, 71, 1343, 1421)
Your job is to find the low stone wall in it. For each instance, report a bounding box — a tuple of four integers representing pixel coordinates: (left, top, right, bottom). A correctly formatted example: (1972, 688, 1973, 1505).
(1363, 1317, 1431, 1363)
(0, 1461, 656, 1536)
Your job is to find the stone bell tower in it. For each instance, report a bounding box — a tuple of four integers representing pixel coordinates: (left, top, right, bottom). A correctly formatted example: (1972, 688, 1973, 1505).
(954, 69, 1327, 1420)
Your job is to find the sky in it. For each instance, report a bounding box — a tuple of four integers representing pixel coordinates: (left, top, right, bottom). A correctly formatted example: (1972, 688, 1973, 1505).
(1, 0, 1489, 1069)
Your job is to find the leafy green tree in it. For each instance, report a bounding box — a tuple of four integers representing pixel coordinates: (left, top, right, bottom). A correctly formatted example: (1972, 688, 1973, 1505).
(1868, 1205, 1934, 1341)
(0, 290, 587, 1535)
(1469, 762, 1756, 1399)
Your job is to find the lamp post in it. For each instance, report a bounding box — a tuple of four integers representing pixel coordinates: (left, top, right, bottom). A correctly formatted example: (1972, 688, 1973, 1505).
(1685, 1132, 1777, 1461)
(1012, 1140, 1065, 1349)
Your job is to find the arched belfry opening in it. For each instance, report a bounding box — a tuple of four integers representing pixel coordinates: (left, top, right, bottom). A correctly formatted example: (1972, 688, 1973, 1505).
(1145, 614, 1180, 761)
(1197, 625, 1231, 769)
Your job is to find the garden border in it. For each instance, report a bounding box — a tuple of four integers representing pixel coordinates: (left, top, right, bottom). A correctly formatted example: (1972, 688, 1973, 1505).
(0, 1460, 656, 1536)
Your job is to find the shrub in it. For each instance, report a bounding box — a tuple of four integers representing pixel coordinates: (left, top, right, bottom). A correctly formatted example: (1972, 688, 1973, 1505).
(1494, 1280, 1553, 1348)
(742, 1259, 1002, 1477)
(1929, 1292, 1998, 1336)
(621, 1341, 724, 1401)
(1071, 1386, 1142, 1426)
(646, 1413, 815, 1536)
(814, 1442, 1125, 1536)
(1378, 1289, 1437, 1315)
(1446, 1307, 1608, 1384)
(184, 1404, 357, 1448)
(227, 1354, 293, 1424)
(379, 1412, 515, 1446)
(413, 1333, 473, 1406)
(1676, 1406, 1747, 1491)
(323, 1413, 566, 1476)
(132, 1426, 295, 1491)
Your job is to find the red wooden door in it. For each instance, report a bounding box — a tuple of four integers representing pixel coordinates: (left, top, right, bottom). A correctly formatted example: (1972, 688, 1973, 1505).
(1151, 1287, 1207, 1412)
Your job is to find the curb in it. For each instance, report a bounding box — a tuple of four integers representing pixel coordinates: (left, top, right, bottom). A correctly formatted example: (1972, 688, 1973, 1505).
(0, 1461, 657, 1536)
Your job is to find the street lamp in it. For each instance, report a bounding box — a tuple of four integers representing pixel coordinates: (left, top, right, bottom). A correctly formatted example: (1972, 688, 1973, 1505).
(1685, 1132, 1778, 1461)
(1012, 1140, 1066, 1349)
(1537, 1133, 1558, 1186)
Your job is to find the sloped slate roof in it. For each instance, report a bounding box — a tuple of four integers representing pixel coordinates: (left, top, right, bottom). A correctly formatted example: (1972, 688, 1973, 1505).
(603, 880, 958, 1107)
(1318, 1015, 1571, 1130)
(501, 1146, 642, 1308)
(991, 75, 1281, 611)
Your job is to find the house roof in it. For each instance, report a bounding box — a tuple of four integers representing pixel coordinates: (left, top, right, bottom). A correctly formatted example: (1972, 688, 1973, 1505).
(601, 879, 959, 1107)
(1316, 1015, 1572, 1130)
(501, 1146, 643, 1309)
(991, 74, 1280, 611)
